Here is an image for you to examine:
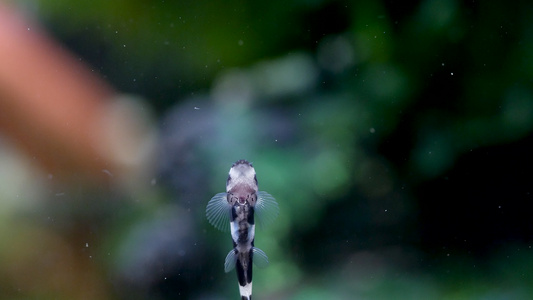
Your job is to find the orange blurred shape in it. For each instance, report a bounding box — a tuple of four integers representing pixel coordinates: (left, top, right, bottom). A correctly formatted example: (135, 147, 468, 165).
(0, 3, 154, 185)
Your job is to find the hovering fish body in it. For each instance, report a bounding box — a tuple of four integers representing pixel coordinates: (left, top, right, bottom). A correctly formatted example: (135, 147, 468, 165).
(206, 160, 279, 300)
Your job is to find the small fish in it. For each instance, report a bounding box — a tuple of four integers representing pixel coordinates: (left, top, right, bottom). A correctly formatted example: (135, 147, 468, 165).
(206, 159, 279, 300)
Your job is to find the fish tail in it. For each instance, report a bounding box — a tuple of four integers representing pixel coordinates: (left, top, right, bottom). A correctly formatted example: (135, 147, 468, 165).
(239, 285, 252, 300)
(236, 252, 253, 299)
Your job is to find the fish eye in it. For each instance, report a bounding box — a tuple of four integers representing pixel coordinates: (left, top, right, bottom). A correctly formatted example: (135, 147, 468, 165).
(253, 174, 257, 184)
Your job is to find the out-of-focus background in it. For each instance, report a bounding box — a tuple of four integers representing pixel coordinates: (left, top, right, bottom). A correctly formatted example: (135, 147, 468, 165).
(1, 0, 533, 299)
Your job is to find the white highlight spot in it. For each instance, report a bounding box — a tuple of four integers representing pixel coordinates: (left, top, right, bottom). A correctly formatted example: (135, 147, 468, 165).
(102, 169, 113, 177)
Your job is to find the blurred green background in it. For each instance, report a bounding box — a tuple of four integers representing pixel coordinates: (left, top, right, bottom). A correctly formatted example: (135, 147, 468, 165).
(2, 0, 533, 299)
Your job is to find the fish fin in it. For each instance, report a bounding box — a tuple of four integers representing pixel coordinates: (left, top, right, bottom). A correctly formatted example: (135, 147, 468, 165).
(252, 247, 269, 269)
(255, 191, 279, 229)
(224, 249, 237, 273)
(206, 192, 231, 232)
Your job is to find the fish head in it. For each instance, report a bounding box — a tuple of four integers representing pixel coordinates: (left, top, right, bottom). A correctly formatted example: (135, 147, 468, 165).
(226, 160, 258, 193)
(226, 160, 259, 207)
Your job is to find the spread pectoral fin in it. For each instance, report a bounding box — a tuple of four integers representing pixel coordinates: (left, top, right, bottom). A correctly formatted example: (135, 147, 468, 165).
(255, 191, 279, 229)
(224, 249, 237, 273)
(206, 192, 231, 232)
(252, 247, 269, 269)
